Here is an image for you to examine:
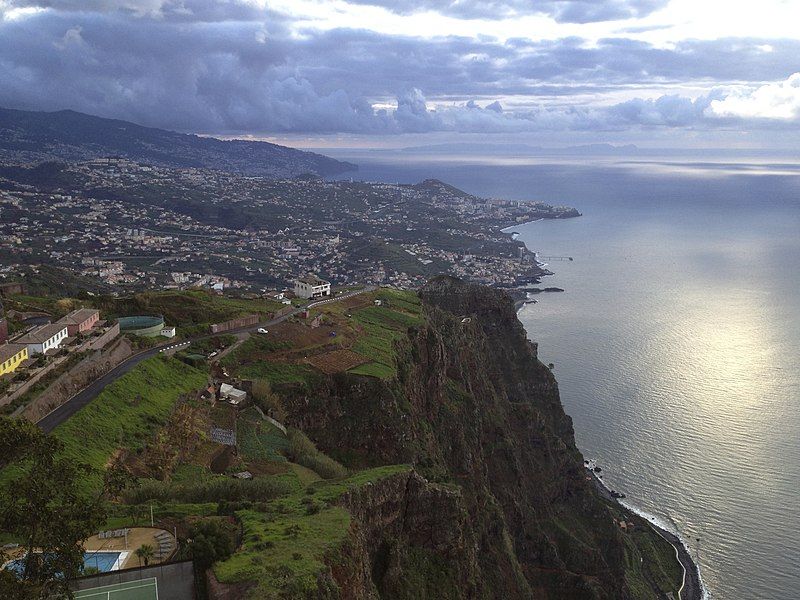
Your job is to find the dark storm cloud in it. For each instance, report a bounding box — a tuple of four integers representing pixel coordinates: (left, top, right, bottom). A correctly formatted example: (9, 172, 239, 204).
(0, 5, 798, 134)
(284, 31, 800, 97)
(338, 0, 668, 24)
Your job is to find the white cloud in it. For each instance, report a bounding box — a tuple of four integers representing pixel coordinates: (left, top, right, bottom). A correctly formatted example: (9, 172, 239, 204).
(54, 25, 84, 49)
(708, 73, 800, 120)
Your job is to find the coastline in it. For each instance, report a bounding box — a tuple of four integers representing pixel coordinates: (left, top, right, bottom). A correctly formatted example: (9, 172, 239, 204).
(586, 466, 706, 600)
(500, 217, 544, 232)
(512, 215, 704, 598)
(500, 220, 553, 312)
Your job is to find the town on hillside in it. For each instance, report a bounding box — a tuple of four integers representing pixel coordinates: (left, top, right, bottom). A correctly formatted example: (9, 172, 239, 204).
(0, 158, 579, 297)
(0, 157, 590, 597)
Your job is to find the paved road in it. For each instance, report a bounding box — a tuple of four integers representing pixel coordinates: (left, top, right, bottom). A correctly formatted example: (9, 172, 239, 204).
(652, 520, 703, 600)
(37, 346, 163, 433)
(36, 287, 375, 433)
(586, 467, 703, 600)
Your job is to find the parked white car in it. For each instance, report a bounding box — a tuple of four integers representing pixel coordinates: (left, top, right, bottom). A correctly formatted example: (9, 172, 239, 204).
(257, 328, 269, 334)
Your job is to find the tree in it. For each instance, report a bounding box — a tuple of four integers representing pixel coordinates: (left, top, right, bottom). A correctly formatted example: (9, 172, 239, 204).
(250, 379, 287, 422)
(0, 418, 131, 599)
(134, 544, 154, 567)
(187, 520, 234, 570)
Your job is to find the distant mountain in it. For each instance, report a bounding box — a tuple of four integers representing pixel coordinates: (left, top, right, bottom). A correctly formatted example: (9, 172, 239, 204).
(566, 143, 639, 155)
(0, 107, 357, 177)
(399, 142, 639, 155)
(399, 142, 545, 154)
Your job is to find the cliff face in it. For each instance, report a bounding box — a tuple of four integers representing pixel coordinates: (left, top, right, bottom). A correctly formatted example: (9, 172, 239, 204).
(285, 277, 631, 599)
(329, 470, 480, 600)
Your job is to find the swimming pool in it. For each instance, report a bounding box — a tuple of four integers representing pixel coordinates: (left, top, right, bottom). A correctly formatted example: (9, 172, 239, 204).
(4, 551, 124, 576)
(81, 551, 123, 573)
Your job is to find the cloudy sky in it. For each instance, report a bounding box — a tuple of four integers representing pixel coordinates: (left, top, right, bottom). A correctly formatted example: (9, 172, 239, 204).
(1, 0, 799, 148)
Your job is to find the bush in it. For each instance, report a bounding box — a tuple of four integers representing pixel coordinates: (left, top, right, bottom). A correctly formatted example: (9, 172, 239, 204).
(286, 430, 347, 480)
(287, 429, 317, 459)
(187, 519, 235, 570)
(298, 453, 348, 480)
(122, 476, 293, 505)
(250, 379, 287, 422)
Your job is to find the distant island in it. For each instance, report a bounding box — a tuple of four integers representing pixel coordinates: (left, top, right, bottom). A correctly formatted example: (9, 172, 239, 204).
(398, 141, 640, 155)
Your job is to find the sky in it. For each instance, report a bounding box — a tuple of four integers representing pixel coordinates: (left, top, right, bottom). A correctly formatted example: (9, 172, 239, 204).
(1, 0, 799, 149)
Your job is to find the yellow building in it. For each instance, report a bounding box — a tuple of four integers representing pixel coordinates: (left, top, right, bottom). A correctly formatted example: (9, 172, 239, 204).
(0, 343, 28, 376)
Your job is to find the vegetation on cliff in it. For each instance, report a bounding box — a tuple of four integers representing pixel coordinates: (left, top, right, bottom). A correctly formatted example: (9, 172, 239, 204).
(0, 281, 682, 599)
(271, 277, 684, 599)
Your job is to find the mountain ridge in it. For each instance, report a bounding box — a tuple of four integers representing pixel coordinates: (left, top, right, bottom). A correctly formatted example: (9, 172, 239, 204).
(0, 106, 357, 178)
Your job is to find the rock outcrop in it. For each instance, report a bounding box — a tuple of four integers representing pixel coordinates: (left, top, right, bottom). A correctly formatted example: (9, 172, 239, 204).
(330, 470, 479, 600)
(284, 276, 635, 598)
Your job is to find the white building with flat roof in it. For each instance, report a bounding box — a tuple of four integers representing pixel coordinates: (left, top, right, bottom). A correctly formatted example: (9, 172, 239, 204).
(293, 274, 331, 299)
(220, 383, 247, 405)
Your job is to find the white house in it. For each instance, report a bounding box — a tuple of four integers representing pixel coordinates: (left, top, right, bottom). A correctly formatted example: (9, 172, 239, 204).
(16, 323, 69, 355)
(160, 326, 177, 338)
(220, 382, 247, 405)
(293, 274, 331, 299)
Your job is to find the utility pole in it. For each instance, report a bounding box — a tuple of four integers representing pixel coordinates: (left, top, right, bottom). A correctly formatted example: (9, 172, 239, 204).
(150, 504, 154, 527)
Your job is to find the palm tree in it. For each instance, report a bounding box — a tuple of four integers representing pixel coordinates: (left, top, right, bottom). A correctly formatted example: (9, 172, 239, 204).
(135, 544, 155, 567)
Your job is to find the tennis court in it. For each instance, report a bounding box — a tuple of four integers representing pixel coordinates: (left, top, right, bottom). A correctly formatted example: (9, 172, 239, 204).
(74, 577, 158, 600)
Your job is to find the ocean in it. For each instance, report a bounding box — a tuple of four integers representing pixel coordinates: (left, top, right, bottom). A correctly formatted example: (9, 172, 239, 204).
(328, 150, 800, 599)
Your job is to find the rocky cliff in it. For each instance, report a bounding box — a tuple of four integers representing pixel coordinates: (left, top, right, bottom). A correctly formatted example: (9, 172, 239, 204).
(280, 276, 645, 599)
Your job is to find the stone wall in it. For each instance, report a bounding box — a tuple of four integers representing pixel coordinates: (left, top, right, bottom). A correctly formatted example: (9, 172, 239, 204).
(1, 353, 63, 409)
(209, 314, 260, 334)
(1, 324, 122, 410)
(253, 404, 287, 434)
(20, 336, 134, 422)
(0, 282, 24, 296)
(87, 322, 121, 350)
(274, 305, 294, 319)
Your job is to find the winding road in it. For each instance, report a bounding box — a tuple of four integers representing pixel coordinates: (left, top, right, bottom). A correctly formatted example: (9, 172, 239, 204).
(36, 286, 374, 433)
(586, 467, 702, 600)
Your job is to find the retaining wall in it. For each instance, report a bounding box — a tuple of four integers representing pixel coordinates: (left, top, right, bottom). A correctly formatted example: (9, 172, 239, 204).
(1, 357, 62, 409)
(1, 325, 123, 410)
(19, 337, 133, 422)
(71, 560, 196, 600)
(209, 314, 260, 334)
(273, 305, 294, 319)
(87, 322, 121, 350)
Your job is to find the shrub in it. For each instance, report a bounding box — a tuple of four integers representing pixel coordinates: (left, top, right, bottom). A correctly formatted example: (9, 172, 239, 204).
(287, 430, 317, 459)
(122, 476, 293, 505)
(285, 430, 347, 480)
(298, 453, 348, 480)
(251, 379, 287, 422)
(187, 519, 235, 570)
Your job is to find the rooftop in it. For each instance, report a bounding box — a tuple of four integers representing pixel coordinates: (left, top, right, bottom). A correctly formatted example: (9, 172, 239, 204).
(297, 274, 329, 286)
(0, 343, 27, 363)
(59, 307, 99, 324)
(16, 323, 68, 344)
